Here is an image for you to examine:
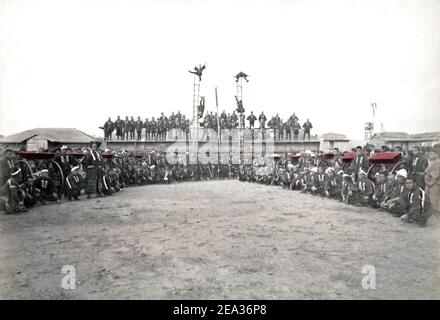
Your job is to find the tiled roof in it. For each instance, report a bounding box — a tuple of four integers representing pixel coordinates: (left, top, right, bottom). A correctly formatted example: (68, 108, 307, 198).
(0, 128, 96, 143)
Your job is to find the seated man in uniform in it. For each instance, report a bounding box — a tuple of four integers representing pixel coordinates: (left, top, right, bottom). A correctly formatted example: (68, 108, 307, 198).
(324, 168, 342, 199)
(183, 163, 194, 182)
(289, 165, 301, 190)
(0, 168, 27, 213)
(279, 168, 291, 188)
(21, 175, 37, 208)
(101, 167, 115, 196)
(301, 167, 315, 193)
(341, 174, 356, 204)
(400, 177, 433, 227)
(353, 169, 375, 207)
(33, 169, 58, 204)
(238, 165, 246, 181)
(372, 171, 390, 209)
(382, 169, 407, 216)
(65, 166, 83, 201)
(314, 166, 326, 196)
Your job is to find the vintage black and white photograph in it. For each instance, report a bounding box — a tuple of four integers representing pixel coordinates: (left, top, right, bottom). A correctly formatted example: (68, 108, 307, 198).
(0, 0, 439, 302)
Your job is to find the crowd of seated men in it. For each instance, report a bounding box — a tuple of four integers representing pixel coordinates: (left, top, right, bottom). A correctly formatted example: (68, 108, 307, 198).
(3, 142, 437, 227)
(238, 145, 439, 228)
(0, 146, 241, 214)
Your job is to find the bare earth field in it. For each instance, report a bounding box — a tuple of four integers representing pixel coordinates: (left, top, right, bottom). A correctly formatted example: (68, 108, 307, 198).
(0, 180, 439, 299)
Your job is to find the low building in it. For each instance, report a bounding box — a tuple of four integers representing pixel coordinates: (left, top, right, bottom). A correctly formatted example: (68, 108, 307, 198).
(0, 128, 98, 151)
(370, 131, 440, 151)
(319, 133, 350, 152)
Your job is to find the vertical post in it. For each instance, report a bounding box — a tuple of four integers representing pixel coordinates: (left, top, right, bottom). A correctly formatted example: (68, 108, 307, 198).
(215, 87, 220, 164)
(192, 75, 200, 164)
(237, 77, 245, 165)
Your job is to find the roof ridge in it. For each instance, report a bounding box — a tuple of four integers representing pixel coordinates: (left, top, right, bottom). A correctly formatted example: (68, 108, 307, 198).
(1, 128, 96, 143)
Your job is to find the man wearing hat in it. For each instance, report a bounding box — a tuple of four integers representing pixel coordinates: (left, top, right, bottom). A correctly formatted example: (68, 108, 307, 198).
(81, 141, 103, 199)
(409, 146, 429, 189)
(65, 166, 83, 201)
(425, 144, 440, 214)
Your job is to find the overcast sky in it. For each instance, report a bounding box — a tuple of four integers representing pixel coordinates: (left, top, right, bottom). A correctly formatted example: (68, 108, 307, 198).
(1, 0, 439, 139)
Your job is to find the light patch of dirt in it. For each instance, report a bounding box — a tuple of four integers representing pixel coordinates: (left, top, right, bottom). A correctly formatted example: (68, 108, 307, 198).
(0, 180, 439, 299)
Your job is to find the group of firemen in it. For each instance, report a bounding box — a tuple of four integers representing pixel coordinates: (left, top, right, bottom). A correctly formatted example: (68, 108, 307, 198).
(0, 142, 241, 214)
(1, 142, 439, 227)
(102, 111, 314, 142)
(239, 145, 440, 227)
(103, 113, 191, 141)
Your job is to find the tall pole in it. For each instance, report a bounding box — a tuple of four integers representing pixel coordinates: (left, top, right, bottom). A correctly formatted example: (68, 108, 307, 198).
(215, 87, 220, 164)
(192, 75, 200, 163)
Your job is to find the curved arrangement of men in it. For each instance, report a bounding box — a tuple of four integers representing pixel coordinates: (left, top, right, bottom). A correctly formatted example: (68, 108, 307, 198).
(1, 64, 439, 227)
(1, 142, 439, 229)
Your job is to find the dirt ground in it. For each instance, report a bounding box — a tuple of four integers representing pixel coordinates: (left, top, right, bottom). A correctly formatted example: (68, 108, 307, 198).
(0, 180, 439, 299)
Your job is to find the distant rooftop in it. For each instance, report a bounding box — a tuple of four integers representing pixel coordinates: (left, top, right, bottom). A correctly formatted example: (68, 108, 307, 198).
(320, 133, 349, 141)
(371, 131, 440, 142)
(0, 128, 97, 143)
